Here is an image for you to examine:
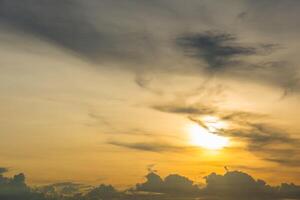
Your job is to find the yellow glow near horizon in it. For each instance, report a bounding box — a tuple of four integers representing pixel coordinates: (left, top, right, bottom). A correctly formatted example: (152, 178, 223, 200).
(188, 117, 229, 150)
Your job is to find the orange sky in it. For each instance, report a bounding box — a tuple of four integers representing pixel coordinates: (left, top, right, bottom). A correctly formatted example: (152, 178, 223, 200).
(0, 0, 300, 188)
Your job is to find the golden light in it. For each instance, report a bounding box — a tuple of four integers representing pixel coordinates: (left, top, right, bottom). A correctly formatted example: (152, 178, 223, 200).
(188, 116, 229, 150)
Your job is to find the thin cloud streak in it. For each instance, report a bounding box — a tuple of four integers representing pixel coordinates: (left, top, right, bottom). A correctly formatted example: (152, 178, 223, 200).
(108, 141, 197, 153)
(151, 101, 300, 166)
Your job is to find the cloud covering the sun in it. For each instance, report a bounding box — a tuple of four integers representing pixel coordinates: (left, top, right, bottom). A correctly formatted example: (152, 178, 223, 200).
(151, 99, 300, 167)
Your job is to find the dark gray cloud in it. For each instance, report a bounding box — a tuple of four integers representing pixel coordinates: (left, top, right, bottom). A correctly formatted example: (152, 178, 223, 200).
(176, 31, 300, 94)
(1, 0, 299, 95)
(203, 171, 277, 199)
(152, 103, 216, 115)
(1, 170, 300, 200)
(0, 168, 8, 174)
(151, 101, 300, 166)
(108, 141, 193, 153)
(136, 172, 200, 195)
(177, 31, 257, 71)
(212, 124, 299, 166)
(38, 182, 91, 197)
(0, 172, 39, 200)
(216, 118, 300, 167)
(0, 0, 106, 60)
(0, 0, 160, 65)
(279, 182, 300, 199)
(85, 184, 119, 199)
(135, 172, 164, 193)
(202, 170, 300, 199)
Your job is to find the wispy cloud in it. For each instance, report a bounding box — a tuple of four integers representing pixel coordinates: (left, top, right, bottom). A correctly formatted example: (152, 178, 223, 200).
(177, 31, 258, 70)
(176, 31, 300, 95)
(1, 0, 300, 95)
(0, 0, 106, 60)
(151, 100, 300, 167)
(0, 0, 160, 65)
(108, 141, 195, 153)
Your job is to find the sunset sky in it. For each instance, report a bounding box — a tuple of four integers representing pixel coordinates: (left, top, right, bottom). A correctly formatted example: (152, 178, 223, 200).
(1, 0, 300, 190)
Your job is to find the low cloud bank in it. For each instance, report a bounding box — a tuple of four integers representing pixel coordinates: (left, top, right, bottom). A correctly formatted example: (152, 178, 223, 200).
(0, 168, 300, 200)
(0, 171, 43, 200)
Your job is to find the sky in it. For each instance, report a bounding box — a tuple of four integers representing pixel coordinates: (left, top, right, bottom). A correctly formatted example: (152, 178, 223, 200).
(1, 0, 300, 195)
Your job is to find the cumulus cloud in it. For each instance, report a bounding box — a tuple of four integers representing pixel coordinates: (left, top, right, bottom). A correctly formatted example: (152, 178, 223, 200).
(203, 171, 275, 199)
(136, 172, 200, 195)
(201, 170, 300, 199)
(136, 172, 164, 193)
(85, 184, 119, 199)
(0, 172, 42, 200)
(1, 170, 300, 199)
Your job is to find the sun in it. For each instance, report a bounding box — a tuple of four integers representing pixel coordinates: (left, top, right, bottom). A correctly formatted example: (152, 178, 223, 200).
(188, 116, 229, 150)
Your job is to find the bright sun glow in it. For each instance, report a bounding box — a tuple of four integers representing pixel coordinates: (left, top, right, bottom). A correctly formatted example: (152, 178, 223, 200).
(188, 116, 229, 150)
